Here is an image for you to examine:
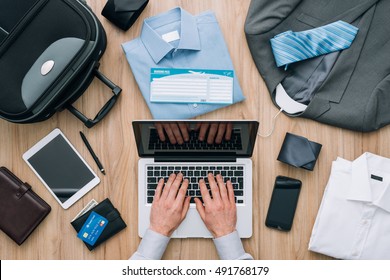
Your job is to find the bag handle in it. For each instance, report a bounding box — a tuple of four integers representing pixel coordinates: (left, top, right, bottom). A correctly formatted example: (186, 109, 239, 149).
(67, 69, 122, 128)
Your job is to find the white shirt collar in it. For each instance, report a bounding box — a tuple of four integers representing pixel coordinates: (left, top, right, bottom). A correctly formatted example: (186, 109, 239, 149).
(348, 152, 390, 213)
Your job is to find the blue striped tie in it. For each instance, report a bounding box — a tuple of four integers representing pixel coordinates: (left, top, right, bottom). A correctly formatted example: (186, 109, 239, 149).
(270, 20, 359, 70)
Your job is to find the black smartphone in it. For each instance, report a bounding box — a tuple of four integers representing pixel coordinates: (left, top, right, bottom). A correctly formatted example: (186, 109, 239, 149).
(265, 176, 302, 231)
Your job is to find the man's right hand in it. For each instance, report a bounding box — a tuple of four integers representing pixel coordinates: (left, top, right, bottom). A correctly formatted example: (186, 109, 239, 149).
(194, 173, 237, 238)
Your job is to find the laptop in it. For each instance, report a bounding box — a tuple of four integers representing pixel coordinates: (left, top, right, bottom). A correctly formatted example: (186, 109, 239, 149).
(133, 120, 259, 238)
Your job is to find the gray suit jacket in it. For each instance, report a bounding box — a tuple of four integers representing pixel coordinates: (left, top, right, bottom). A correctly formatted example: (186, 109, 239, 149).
(245, 0, 390, 132)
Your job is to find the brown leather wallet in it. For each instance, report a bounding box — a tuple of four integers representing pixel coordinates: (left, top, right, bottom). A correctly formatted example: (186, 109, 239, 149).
(0, 167, 51, 245)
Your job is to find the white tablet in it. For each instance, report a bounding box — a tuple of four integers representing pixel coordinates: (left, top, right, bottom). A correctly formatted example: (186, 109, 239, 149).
(23, 128, 100, 209)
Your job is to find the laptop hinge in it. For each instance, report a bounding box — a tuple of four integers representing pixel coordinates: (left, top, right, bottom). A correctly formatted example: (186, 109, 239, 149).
(154, 152, 237, 163)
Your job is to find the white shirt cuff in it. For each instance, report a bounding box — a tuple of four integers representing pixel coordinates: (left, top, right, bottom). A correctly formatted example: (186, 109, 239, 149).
(213, 230, 253, 260)
(130, 229, 170, 260)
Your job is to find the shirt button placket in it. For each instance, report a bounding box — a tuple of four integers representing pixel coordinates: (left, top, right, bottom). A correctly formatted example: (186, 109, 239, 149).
(350, 205, 376, 259)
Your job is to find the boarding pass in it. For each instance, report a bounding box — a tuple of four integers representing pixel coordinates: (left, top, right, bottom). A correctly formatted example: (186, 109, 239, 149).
(150, 68, 234, 104)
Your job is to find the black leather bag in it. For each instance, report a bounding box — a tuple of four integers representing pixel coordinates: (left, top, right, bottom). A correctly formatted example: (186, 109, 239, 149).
(0, 0, 121, 128)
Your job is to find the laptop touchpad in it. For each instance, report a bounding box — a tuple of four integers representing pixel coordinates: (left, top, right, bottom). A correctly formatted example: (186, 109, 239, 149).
(176, 209, 211, 237)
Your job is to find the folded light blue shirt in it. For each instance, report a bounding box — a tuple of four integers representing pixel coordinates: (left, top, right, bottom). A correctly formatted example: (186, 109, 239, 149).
(122, 7, 245, 119)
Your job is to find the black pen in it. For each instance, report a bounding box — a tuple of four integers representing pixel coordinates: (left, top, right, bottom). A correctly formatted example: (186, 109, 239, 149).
(80, 131, 106, 175)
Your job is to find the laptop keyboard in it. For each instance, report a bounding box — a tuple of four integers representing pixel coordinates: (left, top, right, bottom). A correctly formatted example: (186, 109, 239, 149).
(148, 129, 243, 150)
(146, 165, 245, 204)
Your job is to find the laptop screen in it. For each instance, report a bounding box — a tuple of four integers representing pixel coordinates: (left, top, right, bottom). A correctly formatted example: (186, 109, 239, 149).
(132, 121, 259, 157)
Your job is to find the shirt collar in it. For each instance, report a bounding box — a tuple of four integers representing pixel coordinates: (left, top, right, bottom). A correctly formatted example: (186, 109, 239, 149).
(348, 152, 390, 212)
(140, 7, 201, 64)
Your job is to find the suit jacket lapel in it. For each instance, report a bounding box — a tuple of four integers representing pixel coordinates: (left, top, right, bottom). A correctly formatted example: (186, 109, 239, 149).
(326, 0, 379, 25)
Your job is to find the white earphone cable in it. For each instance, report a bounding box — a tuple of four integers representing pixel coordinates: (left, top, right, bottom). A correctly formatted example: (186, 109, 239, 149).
(257, 109, 283, 138)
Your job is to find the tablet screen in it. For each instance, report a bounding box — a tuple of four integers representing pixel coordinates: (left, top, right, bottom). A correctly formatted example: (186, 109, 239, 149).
(26, 132, 97, 204)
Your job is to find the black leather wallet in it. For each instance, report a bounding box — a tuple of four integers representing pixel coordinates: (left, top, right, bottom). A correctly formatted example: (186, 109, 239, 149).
(101, 0, 149, 31)
(71, 198, 127, 251)
(277, 132, 322, 171)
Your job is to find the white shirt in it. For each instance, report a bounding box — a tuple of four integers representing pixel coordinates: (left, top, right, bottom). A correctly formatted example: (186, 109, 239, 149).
(309, 152, 390, 259)
(130, 229, 253, 260)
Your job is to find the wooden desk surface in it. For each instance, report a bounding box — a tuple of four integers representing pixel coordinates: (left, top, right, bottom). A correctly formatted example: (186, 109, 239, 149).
(1, 0, 389, 260)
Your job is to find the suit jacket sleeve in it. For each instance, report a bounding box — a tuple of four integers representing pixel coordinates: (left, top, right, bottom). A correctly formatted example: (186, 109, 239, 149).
(364, 73, 390, 131)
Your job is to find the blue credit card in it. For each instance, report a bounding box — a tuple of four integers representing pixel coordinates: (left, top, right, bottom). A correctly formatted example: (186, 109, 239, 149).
(77, 211, 108, 246)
